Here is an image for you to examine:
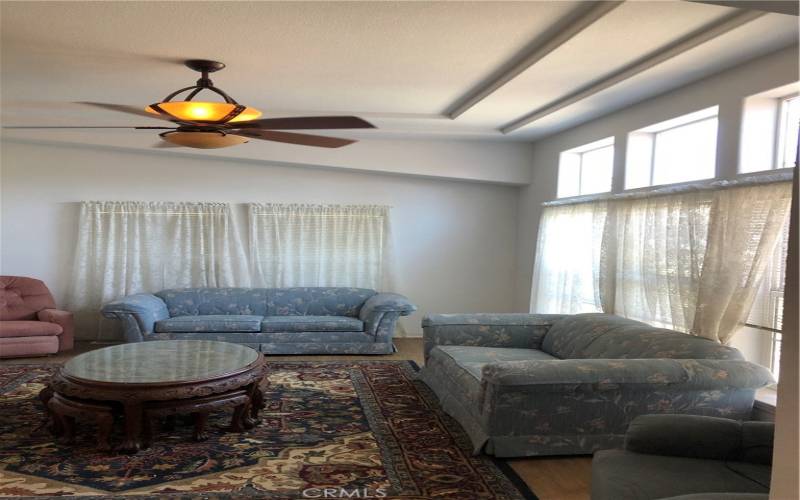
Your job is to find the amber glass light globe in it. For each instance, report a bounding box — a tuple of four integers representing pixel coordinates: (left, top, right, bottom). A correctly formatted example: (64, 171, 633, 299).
(161, 131, 249, 149)
(146, 102, 261, 123)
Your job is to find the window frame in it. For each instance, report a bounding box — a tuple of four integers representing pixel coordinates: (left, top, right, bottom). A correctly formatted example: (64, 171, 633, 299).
(557, 137, 615, 199)
(774, 93, 800, 170)
(625, 106, 720, 190)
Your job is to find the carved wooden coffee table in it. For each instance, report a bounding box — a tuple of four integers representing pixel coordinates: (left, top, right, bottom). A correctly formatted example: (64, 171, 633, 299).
(40, 340, 266, 453)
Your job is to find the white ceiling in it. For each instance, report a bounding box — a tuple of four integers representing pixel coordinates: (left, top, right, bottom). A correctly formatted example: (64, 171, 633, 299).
(1, 1, 797, 146)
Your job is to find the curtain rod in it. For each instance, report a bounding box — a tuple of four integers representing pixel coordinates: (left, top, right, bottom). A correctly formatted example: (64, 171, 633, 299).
(543, 170, 795, 207)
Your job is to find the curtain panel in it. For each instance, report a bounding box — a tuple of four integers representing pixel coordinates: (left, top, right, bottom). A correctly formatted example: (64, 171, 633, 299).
(67, 201, 249, 339)
(248, 204, 393, 290)
(530, 201, 607, 314)
(531, 181, 792, 344)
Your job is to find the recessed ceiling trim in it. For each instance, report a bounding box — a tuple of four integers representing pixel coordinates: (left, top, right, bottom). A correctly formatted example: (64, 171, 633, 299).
(689, 1, 799, 16)
(500, 9, 766, 134)
(444, 1, 623, 119)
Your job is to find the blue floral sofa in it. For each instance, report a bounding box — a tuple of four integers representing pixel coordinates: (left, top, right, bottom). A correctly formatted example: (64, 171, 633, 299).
(101, 287, 416, 354)
(419, 313, 774, 457)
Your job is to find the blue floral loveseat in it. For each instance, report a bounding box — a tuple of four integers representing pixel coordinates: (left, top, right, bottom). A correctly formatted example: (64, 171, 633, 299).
(419, 312, 774, 457)
(101, 287, 416, 354)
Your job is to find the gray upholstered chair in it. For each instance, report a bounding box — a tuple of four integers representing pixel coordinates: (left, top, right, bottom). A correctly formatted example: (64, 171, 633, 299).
(419, 312, 774, 457)
(591, 414, 772, 500)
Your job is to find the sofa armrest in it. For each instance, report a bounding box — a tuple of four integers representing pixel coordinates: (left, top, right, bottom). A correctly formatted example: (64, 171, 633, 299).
(101, 294, 169, 342)
(360, 293, 416, 336)
(360, 293, 416, 316)
(37, 308, 74, 351)
(624, 414, 774, 463)
(480, 358, 774, 391)
(422, 313, 566, 361)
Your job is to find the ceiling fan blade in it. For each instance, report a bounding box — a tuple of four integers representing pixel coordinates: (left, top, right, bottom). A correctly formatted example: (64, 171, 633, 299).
(232, 129, 356, 148)
(76, 101, 181, 123)
(231, 116, 375, 130)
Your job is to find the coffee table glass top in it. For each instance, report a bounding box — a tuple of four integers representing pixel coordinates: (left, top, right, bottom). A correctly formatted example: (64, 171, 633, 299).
(63, 340, 259, 384)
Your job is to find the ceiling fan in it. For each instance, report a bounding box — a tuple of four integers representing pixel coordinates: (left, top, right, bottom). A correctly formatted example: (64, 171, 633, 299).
(4, 59, 375, 149)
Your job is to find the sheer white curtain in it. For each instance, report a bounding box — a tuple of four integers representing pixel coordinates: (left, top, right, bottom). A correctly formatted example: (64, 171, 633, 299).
(694, 182, 793, 343)
(609, 191, 711, 332)
(248, 204, 393, 290)
(530, 201, 607, 314)
(67, 201, 249, 338)
(531, 180, 792, 344)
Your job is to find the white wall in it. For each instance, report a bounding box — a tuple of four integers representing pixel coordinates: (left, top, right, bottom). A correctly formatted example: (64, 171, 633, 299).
(514, 46, 800, 311)
(0, 140, 521, 337)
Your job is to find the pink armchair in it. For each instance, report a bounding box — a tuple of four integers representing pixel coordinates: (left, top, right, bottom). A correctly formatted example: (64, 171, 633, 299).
(0, 276, 74, 358)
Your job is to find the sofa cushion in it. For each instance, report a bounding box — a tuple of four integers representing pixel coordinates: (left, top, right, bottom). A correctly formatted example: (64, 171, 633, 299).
(148, 330, 373, 345)
(155, 315, 263, 333)
(542, 313, 743, 360)
(0, 276, 56, 321)
(591, 449, 769, 500)
(0, 320, 63, 338)
(434, 345, 558, 379)
(266, 288, 375, 317)
(260, 315, 364, 333)
(156, 289, 269, 317)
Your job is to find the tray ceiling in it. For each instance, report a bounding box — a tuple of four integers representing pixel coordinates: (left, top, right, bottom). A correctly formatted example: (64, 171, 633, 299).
(1, 1, 797, 145)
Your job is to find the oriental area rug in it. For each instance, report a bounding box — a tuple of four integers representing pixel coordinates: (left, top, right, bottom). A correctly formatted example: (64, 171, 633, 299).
(0, 361, 536, 499)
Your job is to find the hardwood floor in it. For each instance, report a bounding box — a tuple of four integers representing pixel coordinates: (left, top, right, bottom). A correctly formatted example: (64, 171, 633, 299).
(0, 337, 592, 500)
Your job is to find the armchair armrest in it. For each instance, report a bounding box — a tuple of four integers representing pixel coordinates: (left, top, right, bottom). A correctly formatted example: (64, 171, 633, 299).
(359, 293, 416, 337)
(422, 313, 566, 361)
(37, 308, 74, 351)
(625, 414, 774, 463)
(480, 358, 774, 391)
(101, 294, 169, 342)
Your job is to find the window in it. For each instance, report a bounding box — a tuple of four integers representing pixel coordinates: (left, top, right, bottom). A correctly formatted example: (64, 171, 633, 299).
(557, 137, 614, 198)
(530, 201, 607, 314)
(626, 107, 719, 189)
(741, 89, 799, 174)
(736, 216, 790, 380)
(776, 95, 800, 170)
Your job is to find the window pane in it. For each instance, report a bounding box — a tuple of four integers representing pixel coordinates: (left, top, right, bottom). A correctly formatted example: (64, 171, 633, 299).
(557, 153, 581, 198)
(580, 146, 614, 195)
(625, 133, 654, 189)
(744, 212, 790, 380)
(780, 96, 800, 169)
(652, 118, 718, 185)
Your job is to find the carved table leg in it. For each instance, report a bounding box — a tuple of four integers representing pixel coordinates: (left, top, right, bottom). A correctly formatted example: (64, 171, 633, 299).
(250, 384, 264, 425)
(96, 413, 113, 452)
(193, 412, 209, 441)
(37, 386, 56, 434)
(62, 415, 77, 444)
(228, 404, 246, 432)
(141, 413, 156, 450)
(121, 403, 143, 454)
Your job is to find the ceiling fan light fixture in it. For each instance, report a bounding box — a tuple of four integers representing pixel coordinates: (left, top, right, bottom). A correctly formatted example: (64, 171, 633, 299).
(146, 101, 262, 123)
(160, 131, 249, 149)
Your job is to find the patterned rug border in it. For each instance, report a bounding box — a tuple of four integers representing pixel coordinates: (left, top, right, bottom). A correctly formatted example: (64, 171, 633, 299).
(0, 360, 539, 500)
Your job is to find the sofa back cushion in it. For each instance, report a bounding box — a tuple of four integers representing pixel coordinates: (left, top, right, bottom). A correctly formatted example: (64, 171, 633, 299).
(156, 288, 270, 317)
(542, 313, 743, 360)
(265, 288, 376, 317)
(156, 287, 376, 318)
(0, 276, 56, 321)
